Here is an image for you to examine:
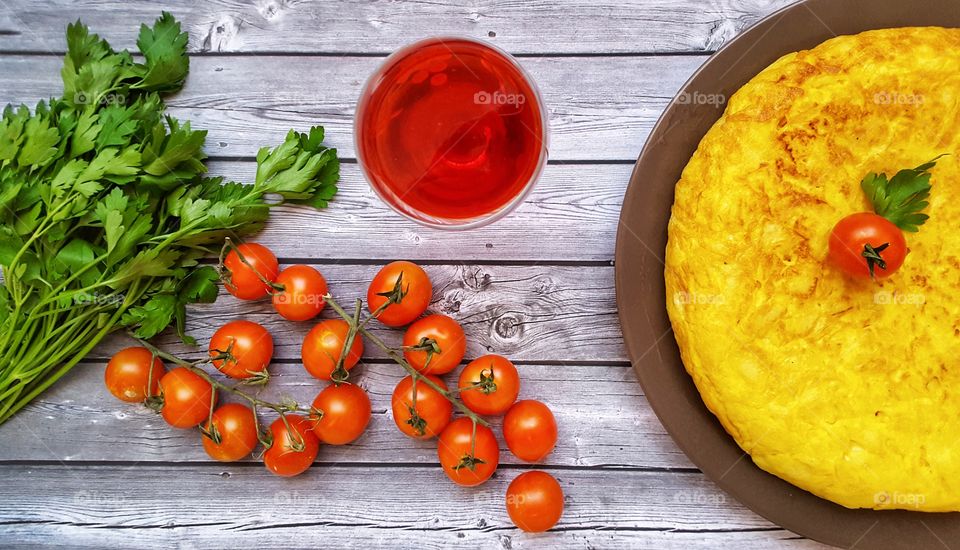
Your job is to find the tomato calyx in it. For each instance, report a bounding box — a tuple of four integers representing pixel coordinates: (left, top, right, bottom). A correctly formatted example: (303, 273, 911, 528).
(453, 453, 487, 471)
(200, 420, 223, 445)
(406, 404, 428, 436)
(372, 270, 409, 316)
(405, 336, 442, 369)
(461, 365, 498, 395)
(862, 242, 890, 279)
(209, 340, 272, 386)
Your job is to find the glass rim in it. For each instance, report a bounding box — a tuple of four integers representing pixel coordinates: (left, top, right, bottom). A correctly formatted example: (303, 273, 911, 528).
(353, 35, 550, 231)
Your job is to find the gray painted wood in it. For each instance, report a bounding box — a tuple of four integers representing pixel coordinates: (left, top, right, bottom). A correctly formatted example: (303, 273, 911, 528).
(0, 361, 687, 468)
(0, 465, 818, 549)
(0, 0, 795, 54)
(210, 161, 628, 262)
(0, 1, 827, 548)
(94, 264, 626, 363)
(0, 54, 704, 161)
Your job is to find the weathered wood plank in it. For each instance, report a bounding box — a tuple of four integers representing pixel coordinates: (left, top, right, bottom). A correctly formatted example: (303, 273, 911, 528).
(0, 54, 704, 160)
(0, 0, 795, 55)
(0, 465, 797, 539)
(0, 360, 686, 468)
(0, 523, 822, 550)
(205, 161, 627, 262)
(94, 264, 626, 363)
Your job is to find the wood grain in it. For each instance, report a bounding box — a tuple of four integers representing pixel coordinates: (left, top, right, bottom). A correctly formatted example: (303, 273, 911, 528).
(0, 1, 827, 547)
(95, 264, 626, 362)
(0, 360, 687, 468)
(0, 0, 795, 55)
(0, 464, 815, 548)
(0, 54, 707, 161)
(202, 161, 630, 262)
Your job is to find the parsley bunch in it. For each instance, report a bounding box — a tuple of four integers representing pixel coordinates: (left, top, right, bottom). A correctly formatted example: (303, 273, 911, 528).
(0, 13, 339, 424)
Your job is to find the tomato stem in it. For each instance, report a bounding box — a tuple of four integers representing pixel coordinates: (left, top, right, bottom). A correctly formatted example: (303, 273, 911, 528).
(131, 336, 318, 450)
(218, 237, 285, 293)
(323, 294, 488, 428)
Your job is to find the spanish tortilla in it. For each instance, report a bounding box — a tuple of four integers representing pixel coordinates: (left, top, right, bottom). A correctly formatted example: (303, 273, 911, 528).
(665, 27, 960, 511)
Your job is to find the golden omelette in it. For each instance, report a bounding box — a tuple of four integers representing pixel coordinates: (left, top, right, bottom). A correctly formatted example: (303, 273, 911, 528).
(665, 27, 960, 511)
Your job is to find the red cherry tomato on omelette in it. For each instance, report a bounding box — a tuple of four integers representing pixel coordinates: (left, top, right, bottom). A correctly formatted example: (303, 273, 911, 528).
(367, 261, 432, 327)
(263, 415, 320, 477)
(159, 367, 216, 429)
(209, 320, 274, 379)
(222, 243, 279, 300)
(437, 417, 500, 487)
(402, 314, 466, 375)
(828, 212, 906, 280)
(202, 403, 259, 462)
(104, 346, 166, 403)
(272, 264, 328, 321)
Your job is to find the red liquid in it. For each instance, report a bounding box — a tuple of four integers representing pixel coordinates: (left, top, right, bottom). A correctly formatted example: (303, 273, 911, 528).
(356, 38, 546, 223)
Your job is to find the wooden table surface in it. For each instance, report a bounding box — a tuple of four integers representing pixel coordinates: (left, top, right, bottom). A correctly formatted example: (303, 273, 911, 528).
(0, 1, 829, 548)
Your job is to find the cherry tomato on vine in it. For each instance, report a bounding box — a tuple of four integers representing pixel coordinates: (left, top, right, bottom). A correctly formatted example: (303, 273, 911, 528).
(301, 319, 364, 381)
(402, 314, 466, 375)
(222, 242, 279, 300)
(437, 417, 500, 487)
(459, 355, 520, 416)
(104, 346, 166, 402)
(159, 367, 216, 429)
(272, 264, 329, 321)
(391, 375, 452, 439)
(367, 261, 432, 327)
(506, 471, 564, 532)
(209, 320, 274, 380)
(828, 212, 906, 280)
(263, 415, 320, 477)
(202, 403, 259, 462)
(503, 400, 557, 462)
(311, 383, 371, 445)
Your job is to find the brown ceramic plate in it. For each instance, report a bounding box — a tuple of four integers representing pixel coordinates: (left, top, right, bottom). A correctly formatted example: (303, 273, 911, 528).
(614, 0, 960, 547)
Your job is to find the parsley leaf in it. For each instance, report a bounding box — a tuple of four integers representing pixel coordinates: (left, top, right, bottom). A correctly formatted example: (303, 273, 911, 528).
(0, 13, 340, 426)
(860, 155, 945, 232)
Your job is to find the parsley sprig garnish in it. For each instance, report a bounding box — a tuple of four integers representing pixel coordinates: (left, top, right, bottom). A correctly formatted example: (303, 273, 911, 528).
(860, 155, 946, 232)
(0, 13, 339, 424)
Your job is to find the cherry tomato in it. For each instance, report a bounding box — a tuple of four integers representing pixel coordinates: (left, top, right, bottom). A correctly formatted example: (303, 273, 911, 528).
(272, 264, 328, 321)
(503, 400, 557, 462)
(222, 242, 279, 300)
(459, 355, 520, 416)
(301, 320, 364, 381)
(209, 320, 274, 379)
(437, 417, 500, 487)
(828, 212, 906, 280)
(367, 261, 432, 327)
(402, 314, 466, 375)
(159, 367, 216, 429)
(311, 383, 371, 445)
(104, 346, 166, 403)
(202, 403, 259, 462)
(391, 375, 452, 439)
(506, 471, 564, 532)
(263, 415, 320, 477)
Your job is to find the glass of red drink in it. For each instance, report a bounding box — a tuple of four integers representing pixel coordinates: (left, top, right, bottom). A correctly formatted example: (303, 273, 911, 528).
(355, 37, 548, 229)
